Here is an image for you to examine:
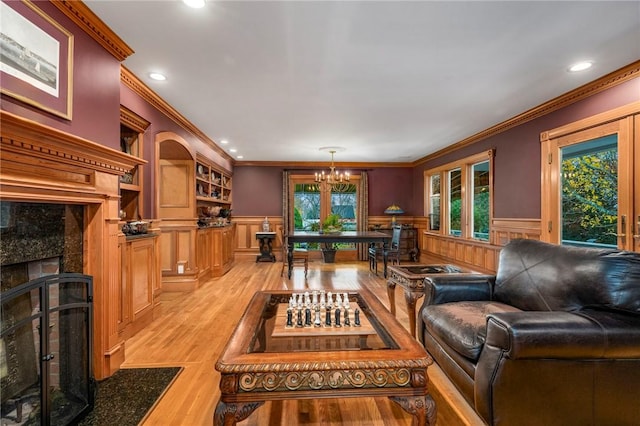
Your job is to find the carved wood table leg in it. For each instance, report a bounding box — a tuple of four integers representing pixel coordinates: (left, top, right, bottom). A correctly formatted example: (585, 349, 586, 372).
(404, 289, 424, 339)
(389, 394, 437, 426)
(387, 279, 397, 316)
(213, 401, 264, 426)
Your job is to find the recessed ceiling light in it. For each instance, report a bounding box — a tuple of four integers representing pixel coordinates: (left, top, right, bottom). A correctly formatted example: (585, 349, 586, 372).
(183, 0, 205, 8)
(568, 61, 593, 72)
(220, 139, 228, 144)
(229, 148, 237, 153)
(237, 155, 244, 159)
(149, 72, 166, 81)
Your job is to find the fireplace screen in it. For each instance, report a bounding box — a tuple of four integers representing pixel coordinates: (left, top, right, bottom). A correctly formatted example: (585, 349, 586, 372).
(1, 274, 93, 425)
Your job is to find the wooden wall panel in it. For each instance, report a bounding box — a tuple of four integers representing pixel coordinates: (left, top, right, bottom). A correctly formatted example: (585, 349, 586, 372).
(420, 218, 540, 274)
(231, 216, 427, 261)
(131, 239, 153, 317)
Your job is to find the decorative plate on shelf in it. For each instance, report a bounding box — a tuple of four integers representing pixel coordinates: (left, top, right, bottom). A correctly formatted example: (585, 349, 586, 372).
(197, 165, 204, 175)
(197, 183, 204, 195)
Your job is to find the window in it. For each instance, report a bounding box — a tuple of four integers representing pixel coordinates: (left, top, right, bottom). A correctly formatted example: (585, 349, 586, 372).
(541, 112, 636, 250)
(448, 168, 462, 237)
(560, 135, 617, 247)
(291, 176, 359, 250)
(424, 150, 493, 242)
(428, 174, 440, 231)
(471, 160, 490, 241)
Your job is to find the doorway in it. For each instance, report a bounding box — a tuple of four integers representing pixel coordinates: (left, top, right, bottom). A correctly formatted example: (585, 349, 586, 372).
(541, 103, 639, 252)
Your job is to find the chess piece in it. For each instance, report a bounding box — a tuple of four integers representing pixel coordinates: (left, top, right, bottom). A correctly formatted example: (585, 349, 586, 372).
(325, 306, 332, 327)
(354, 308, 361, 327)
(314, 306, 322, 327)
(334, 308, 342, 327)
(296, 308, 303, 327)
(344, 308, 350, 327)
(304, 308, 312, 327)
(286, 308, 293, 328)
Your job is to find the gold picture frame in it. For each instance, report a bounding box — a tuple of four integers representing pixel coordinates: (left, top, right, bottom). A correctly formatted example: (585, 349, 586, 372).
(1, 0, 73, 119)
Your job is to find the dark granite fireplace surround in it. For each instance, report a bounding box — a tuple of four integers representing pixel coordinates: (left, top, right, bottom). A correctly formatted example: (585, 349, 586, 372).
(1, 201, 89, 425)
(0, 202, 83, 274)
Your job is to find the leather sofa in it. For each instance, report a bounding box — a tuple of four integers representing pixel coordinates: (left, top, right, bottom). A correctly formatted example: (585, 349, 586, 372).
(418, 239, 640, 425)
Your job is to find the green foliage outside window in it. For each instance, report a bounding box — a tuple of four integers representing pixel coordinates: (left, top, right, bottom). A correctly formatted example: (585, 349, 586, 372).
(561, 149, 617, 246)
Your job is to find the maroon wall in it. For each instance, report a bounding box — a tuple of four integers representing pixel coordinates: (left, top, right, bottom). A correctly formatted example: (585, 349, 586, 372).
(412, 78, 640, 219)
(0, 2, 121, 150)
(236, 78, 638, 221)
(0, 1, 232, 220)
(119, 85, 232, 218)
(233, 166, 415, 217)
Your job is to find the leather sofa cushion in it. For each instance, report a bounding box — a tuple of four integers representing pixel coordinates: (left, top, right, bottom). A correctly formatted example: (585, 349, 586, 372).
(495, 239, 640, 313)
(422, 301, 521, 361)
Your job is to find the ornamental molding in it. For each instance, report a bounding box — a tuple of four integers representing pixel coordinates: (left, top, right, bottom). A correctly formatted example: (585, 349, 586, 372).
(414, 60, 640, 166)
(0, 111, 144, 176)
(51, 1, 134, 61)
(120, 67, 234, 164)
(229, 367, 428, 393)
(216, 358, 431, 375)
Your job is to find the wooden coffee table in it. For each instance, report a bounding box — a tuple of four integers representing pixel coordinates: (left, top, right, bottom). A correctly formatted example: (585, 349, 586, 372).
(214, 288, 436, 425)
(387, 264, 478, 338)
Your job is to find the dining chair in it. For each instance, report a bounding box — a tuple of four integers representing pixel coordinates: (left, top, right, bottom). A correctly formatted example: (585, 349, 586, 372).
(368, 225, 401, 275)
(280, 229, 308, 278)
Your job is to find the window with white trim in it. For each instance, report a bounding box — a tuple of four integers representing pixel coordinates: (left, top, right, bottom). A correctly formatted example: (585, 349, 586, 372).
(424, 150, 494, 242)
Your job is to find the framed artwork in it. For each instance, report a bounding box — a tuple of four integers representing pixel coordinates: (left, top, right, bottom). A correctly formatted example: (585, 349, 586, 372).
(0, 0, 73, 119)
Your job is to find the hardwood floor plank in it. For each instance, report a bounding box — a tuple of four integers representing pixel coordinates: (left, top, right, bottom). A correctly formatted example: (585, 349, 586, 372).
(121, 259, 484, 425)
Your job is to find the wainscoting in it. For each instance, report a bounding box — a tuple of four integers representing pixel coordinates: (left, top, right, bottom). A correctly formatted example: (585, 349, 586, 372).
(230, 216, 539, 273)
(421, 218, 541, 273)
(232, 215, 429, 263)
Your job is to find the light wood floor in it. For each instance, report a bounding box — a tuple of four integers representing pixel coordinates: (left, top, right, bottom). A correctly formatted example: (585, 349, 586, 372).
(123, 259, 485, 425)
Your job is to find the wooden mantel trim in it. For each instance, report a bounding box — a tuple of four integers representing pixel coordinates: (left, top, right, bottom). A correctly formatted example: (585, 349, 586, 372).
(51, 0, 134, 61)
(0, 110, 145, 175)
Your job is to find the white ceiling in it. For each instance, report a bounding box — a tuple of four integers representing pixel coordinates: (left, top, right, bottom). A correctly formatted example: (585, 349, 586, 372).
(85, 1, 640, 163)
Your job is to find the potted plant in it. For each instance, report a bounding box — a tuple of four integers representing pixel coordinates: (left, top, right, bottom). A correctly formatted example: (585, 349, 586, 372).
(320, 213, 342, 263)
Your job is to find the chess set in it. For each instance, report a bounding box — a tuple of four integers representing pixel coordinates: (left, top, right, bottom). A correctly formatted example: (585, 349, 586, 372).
(272, 291, 376, 338)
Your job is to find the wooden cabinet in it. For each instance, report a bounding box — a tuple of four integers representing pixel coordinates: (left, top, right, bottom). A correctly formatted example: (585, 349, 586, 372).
(197, 227, 212, 279)
(195, 155, 232, 207)
(119, 233, 159, 340)
(375, 227, 419, 261)
(211, 224, 235, 277)
(195, 224, 235, 280)
(119, 106, 149, 220)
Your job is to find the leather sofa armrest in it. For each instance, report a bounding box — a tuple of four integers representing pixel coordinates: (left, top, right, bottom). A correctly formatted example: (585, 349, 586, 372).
(485, 310, 640, 359)
(423, 274, 495, 305)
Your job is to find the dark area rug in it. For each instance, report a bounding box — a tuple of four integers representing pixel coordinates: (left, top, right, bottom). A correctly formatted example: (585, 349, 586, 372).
(77, 367, 181, 426)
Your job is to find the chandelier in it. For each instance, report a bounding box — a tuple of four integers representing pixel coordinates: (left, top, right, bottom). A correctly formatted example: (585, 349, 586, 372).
(314, 149, 351, 192)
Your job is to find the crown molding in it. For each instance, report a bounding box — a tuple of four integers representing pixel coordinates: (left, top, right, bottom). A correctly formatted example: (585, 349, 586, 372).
(120, 66, 234, 165)
(50, 0, 134, 61)
(234, 160, 414, 168)
(413, 60, 640, 167)
(120, 105, 150, 133)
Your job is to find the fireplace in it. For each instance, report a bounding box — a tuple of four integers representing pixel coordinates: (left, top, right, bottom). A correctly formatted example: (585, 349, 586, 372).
(1, 110, 144, 381)
(1, 202, 93, 425)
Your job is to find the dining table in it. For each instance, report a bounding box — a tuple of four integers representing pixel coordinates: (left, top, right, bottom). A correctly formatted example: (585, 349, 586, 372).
(286, 231, 391, 278)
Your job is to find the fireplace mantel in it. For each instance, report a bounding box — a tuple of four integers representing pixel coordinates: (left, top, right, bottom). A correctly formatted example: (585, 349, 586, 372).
(1, 110, 146, 379)
(1, 111, 145, 195)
